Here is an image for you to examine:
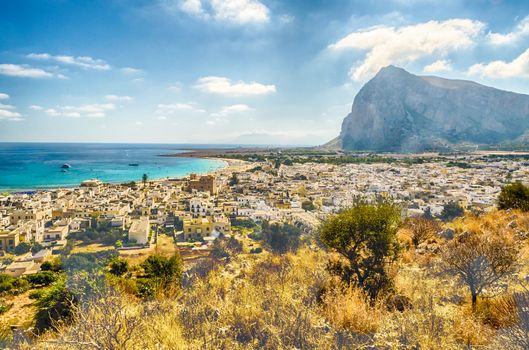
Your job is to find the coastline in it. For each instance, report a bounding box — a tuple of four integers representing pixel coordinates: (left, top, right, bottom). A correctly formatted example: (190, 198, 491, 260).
(0, 156, 245, 194)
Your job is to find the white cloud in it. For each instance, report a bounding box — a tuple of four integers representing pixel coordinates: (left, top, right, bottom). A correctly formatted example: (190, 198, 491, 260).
(194, 76, 276, 96)
(0, 109, 23, 121)
(120, 67, 143, 74)
(211, 104, 254, 117)
(168, 82, 183, 93)
(423, 59, 453, 73)
(0, 93, 9, 100)
(210, 0, 269, 24)
(27, 53, 111, 70)
(105, 94, 133, 102)
(0, 103, 15, 110)
(0, 64, 55, 78)
(156, 103, 206, 114)
(488, 16, 529, 45)
(0, 100, 23, 121)
(468, 48, 529, 78)
(176, 0, 269, 24)
(44, 103, 115, 118)
(29, 105, 43, 111)
(179, 0, 208, 17)
(329, 19, 484, 81)
(209, 104, 254, 124)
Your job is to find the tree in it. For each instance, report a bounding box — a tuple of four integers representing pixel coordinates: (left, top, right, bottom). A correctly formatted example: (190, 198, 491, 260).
(142, 173, 148, 187)
(405, 217, 440, 247)
(229, 173, 239, 186)
(422, 207, 434, 220)
(261, 221, 301, 254)
(439, 201, 464, 221)
(498, 182, 529, 212)
(442, 233, 518, 307)
(13, 242, 31, 255)
(108, 258, 129, 276)
(319, 203, 401, 300)
(141, 254, 183, 286)
(302, 200, 316, 211)
(31, 242, 44, 254)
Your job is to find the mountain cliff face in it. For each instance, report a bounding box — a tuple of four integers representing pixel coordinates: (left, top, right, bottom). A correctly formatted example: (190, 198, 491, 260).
(336, 66, 529, 152)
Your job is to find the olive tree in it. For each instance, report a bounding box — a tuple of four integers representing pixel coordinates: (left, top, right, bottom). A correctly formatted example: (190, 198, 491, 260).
(442, 233, 518, 307)
(319, 203, 401, 300)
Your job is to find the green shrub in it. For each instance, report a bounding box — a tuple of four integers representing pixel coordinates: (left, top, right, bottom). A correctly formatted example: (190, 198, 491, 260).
(41, 257, 62, 272)
(0, 274, 30, 295)
(439, 201, 464, 221)
(319, 203, 401, 300)
(261, 221, 301, 254)
(13, 242, 31, 255)
(24, 271, 59, 287)
(34, 277, 76, 333)
(141, 254, 183, 286)
(498, 182, 529, 211)
(108, 258, 129, 276)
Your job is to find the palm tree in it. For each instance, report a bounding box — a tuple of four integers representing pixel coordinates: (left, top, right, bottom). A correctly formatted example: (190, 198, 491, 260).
(142, 173, 148, 188)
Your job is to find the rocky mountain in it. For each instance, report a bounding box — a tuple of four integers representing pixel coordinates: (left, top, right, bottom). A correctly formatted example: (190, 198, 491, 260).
(333, 66, 529, 152)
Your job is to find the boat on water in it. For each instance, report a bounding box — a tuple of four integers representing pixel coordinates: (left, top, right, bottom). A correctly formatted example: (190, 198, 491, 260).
(129, 163, 139, 166)
(61, 163, 71, 169)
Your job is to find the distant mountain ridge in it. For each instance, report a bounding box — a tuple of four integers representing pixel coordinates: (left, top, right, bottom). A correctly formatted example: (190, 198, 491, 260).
(331, 66, 529, 152)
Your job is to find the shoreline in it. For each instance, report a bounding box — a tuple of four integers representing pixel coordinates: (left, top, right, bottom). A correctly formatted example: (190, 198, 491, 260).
(0, 157, 247, 194)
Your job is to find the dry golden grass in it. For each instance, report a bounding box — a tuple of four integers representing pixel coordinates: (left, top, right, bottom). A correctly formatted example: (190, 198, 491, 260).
(0, 291, 37, 330)
(321, 286, 384, 334)
(14, 209, 529, 349)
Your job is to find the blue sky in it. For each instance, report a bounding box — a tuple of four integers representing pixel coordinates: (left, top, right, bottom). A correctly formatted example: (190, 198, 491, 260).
(1, 0, 529, 145)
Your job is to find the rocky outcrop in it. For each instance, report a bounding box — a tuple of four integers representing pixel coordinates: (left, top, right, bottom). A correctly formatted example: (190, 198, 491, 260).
(336, 66, 529, 152)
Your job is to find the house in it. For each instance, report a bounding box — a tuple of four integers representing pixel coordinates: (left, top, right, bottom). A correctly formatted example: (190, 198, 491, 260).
(0, 231, 20, 251)
(187, 174, 217, 195)
(128, 217, 150, 245)
(182, 216, 213, 240)
(4, 260, 40, 277)
(43, 224, 69, 242)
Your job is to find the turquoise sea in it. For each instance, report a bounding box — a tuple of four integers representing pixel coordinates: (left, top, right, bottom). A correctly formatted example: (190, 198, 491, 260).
(0, 143, 228, 191)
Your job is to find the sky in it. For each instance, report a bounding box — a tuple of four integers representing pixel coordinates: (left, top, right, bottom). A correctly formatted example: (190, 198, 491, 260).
(1, 0, 529, 145)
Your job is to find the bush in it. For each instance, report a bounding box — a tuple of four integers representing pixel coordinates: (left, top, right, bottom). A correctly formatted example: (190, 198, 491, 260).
(41, 257, 62, 272)
(24, 271, 59, 287)
(34, 277, 76, 333)
(261, 221, 301, 254)
(0, 301, 11, 314)
(319, 203, 401, 300)
(250, 247, 262, 254)
(62, 250, 119, 273)
(13, 242, 31, 255)
(302, 201, 316, 211)
(404, 217, 440, 247)
(141, 254, 183, 288)
(31, 242, 44, 254)
(442, 232, 518, 307)
(439, 201, 464, 221)
(498, 182, 529, 211)
(108, 258, 129, 276)
(0, 274, 30, 295)
(230, 218, 256, 228)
